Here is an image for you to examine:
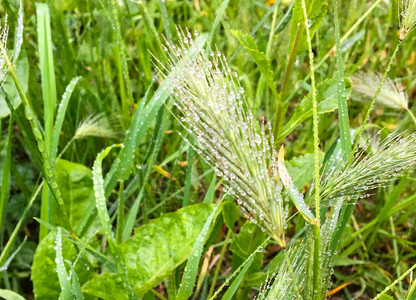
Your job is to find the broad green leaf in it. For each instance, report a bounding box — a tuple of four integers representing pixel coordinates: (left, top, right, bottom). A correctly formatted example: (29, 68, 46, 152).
(230, 222, 266, 274)
(289, 0, 327, 54)
(221, 201, 239, 230)
(0, 290, 26, 300)
(279, 78, 351, 140)
(230, 30, 278, 98)
(83, 273, 128, 300)
(0, 52, 28, 119)
(32, 231, 91, 300)
(83, 203, 215, 297)
(54, 159, 99, 237)
(286, 153, 325, 190)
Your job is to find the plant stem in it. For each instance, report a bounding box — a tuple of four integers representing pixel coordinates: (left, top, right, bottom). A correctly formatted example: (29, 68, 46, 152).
(116, 180, 125, 244)
(207, 229, 232, 299)
(350, 41, 401, 158)
(300, 0, 321, 298)
(406, 108, 416, 126)
(274, 24, 303, 139)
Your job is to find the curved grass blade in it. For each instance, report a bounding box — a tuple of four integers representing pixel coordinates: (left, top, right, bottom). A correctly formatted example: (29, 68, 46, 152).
(0, 289, 26, 300)
(333, 0, 351, 160)
(175, 203, 220, 300)
(50, 76, 81, 160)
(221, 255, 254, 300)
(12, 0, 24, 64)
(55, 228, 72, 300)
(208, 0, 230, 46)
(209, 237, 270, 300)
(123, 107, 168, 240)
(92, 145, 137, 299)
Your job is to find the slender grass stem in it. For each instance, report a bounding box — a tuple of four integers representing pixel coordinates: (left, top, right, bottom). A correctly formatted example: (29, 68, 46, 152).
(350, 41, 401, 159)
(207, 229, 232, 299)
(300, 0, 322, 298)
(406, 108, 416, 126)
(116, 180, 125, 244)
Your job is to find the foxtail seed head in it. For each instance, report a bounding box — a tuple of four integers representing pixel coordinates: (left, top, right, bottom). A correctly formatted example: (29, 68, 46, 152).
(399, 0, 416, 40)
(154, 28, 288, 246)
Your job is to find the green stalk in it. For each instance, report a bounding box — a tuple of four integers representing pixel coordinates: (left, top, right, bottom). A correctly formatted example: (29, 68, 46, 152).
(350, 41, 401, 159)
(116, 180, 125, 244)
(300, 0, 321, 298)
(207, 229, 232, 299)
(255, 2, 280, 114)
(333, 0, 352, 160)
(405, 108, 416, 126)
(274, 24, 303, 139)
(0, 115, 13, 233)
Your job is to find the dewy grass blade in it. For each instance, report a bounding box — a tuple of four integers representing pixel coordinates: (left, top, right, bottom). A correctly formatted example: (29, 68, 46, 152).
(0, 182, 43, 268)
(54, 228, 72, 300)
(92, 145, 137, 299)
(0, 116, 12, 233)
(123, 107, 168, 240)
(209, 238, 270, 300)
(50, 76, 81, 160)
(221, 254, 254, 300)
(333, 0, 351, 161)
(208, 0, 230, 46)
(36, 2, 58, 240)
(0, 23, 71, 235)
(175, 203, 220, 300)
(300, 0, 322, 297)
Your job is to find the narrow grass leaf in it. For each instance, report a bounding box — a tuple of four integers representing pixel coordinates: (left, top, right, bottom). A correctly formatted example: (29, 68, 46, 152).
(50, 76, 81, 160)
(92, 144, 137, 299)
(203, 174, 217, 204)
(182, 140, 194, 207)
(55, 227, 72, 300)
(175, 203, 221, 300)
(333, 0, 351, 160)
(0, 116, 12, 232)
(123, 107, 168, 240)
(208, 0, 230, 46)
(37, 2, 58, 240)
(0, 289, 26, 300)
(221, 256, 254, 300)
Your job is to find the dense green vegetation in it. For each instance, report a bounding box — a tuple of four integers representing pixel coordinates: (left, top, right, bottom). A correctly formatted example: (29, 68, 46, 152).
(1, 0, 416, 299)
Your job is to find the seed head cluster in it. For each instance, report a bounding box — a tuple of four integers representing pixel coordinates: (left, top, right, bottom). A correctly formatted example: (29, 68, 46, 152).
(352, 72, 408, 110)
(399, 0, 416, 40)
(154, 28, 288, 246)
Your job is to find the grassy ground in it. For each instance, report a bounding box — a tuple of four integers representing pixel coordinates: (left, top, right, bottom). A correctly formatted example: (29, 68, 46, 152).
(1, 0, 416, 299)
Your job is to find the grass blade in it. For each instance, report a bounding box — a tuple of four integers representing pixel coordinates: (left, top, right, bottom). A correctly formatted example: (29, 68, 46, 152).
(92, 144, 137, 299)
(176, 203, 220, 300)
(123, 107, 168, 240)
(55, 228, 72, 300)
(208, 0, 230, 46)
(0, 116, 13, 232)
(50, 76, 81, 160)
(36, 2, 58, 240)
(221, 255, 254, 300)
(333, 0, 351, 160)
